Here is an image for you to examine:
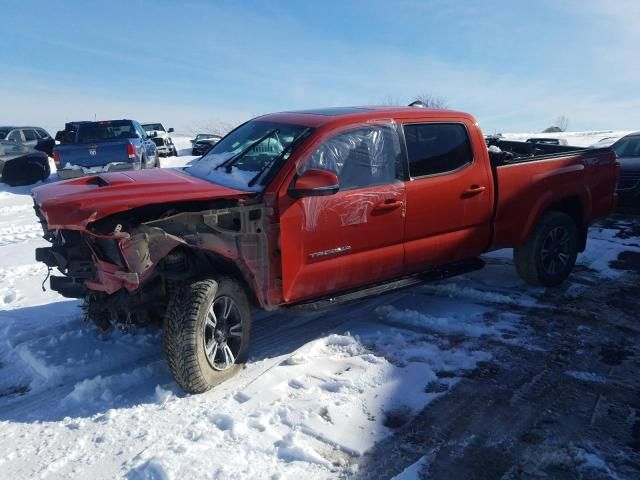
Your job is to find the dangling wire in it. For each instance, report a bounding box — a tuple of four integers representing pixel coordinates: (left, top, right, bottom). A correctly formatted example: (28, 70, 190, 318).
(41, 266, 51, 292)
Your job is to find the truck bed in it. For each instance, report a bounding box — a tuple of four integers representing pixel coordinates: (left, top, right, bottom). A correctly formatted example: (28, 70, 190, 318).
(491, 144, 618, 249)
(487, 137, 599, 164)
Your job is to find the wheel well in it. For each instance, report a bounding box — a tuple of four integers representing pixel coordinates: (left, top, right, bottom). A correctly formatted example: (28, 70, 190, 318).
(546, 196, 587, 251)
(159, 247, 261, 308)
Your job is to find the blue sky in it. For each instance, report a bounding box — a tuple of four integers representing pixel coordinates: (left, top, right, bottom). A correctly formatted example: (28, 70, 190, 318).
(1, 0, 638, 134)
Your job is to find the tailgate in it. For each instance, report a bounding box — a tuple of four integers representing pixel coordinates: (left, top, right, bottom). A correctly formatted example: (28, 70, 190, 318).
(57, 142, 132, 168)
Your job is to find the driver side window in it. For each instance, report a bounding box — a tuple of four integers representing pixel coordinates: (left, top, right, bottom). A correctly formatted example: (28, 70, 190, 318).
(301, 125, 402, 190)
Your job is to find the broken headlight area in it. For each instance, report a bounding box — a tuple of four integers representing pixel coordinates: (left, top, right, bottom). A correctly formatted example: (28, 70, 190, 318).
(36, 230, 96, 277)
(89, 237, 125, 268)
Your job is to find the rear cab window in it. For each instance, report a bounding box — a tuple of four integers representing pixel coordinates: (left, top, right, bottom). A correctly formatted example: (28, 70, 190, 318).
(77, 121, 137, 143)
(403, 123, 473, 177)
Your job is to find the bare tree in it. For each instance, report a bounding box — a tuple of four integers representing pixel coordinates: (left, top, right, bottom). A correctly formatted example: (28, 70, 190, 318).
(380, 95, 403, 106)
(380, 93, 448, 108)
(555, 115, 569, 132)
(412, 92, 449, 109)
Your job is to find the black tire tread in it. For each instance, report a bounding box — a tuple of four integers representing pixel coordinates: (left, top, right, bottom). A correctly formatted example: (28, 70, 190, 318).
(514, 210, 578, 287)
(163, 276, 250, 394)
(163, 279, 215, 393)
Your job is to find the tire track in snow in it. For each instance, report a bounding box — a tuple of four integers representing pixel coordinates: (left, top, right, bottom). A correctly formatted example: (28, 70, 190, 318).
(118, 292, 410, 475)
(0, 225, 42, 246)
(0, 204, 33, 216)
(0, 264, 47, 283)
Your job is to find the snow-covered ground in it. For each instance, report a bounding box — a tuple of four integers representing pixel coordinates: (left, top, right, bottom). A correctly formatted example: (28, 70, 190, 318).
(499, 130, 633, 147)
(0, 138, 638, 479)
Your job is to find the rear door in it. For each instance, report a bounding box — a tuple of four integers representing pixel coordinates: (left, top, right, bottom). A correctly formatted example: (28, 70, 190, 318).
(401, 121, 494, 271)
(278, 123, 406, 302)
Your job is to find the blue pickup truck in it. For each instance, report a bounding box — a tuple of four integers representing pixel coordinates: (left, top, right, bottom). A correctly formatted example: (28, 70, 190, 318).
(53, 119, 159, 179)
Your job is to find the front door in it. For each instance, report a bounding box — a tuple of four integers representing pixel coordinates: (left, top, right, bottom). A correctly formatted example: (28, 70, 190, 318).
(279, 123, 406, 303)
(401, 121, 494, 271)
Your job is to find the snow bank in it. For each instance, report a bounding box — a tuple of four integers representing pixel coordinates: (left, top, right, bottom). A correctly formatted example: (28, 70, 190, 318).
(500, 130, 633, 147)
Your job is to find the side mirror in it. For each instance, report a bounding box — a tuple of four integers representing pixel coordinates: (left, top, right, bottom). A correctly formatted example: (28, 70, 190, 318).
(149, 131, 157, 138)
(168, 128, 174, 133)
(289, 169, 339, 198)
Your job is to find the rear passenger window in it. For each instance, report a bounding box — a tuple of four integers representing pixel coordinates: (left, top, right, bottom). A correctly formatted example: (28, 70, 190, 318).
(23, 129, 38, 141)
(403, 123, 473, 177)
(36, 129, 49, 139)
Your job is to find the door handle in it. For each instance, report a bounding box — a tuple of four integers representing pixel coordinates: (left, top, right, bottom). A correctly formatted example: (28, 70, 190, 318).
(462, 185, 486, 197)
(373, 198, 403, 212)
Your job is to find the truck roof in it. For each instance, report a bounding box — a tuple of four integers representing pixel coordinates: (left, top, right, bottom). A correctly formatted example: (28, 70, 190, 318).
(257, 106, 475, 129)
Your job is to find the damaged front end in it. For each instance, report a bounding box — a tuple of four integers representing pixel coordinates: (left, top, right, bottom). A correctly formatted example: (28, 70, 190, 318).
(34, 197, 276, 330)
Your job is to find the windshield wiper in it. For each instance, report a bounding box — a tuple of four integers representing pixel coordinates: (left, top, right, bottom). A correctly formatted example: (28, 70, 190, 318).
(215, 128, 279, 172)
(247, 128, 312, 188)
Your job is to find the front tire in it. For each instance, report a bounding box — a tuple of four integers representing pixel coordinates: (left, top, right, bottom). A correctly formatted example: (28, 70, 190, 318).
(514, 211, 579, 287)
(163, 277, 252, 394)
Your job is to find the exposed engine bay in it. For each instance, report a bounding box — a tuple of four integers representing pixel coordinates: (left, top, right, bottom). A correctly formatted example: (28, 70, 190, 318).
(35, 198, 275, 331)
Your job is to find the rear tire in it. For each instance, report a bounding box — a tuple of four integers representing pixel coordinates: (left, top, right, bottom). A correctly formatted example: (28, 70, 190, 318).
(163, 277, 252, 394)
(514, 211, 579, 287)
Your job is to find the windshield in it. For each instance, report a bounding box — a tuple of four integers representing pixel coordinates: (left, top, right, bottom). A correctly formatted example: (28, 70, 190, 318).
(77, 121, 138, 143)
(186, 121, 308, 191)
(613, 136, 640, 157)
(590, 137, 618, 148)
(143, 123, 164, 132)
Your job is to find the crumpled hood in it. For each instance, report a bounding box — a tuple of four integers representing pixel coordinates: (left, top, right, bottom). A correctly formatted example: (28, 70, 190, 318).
(33, 168, 250, 229)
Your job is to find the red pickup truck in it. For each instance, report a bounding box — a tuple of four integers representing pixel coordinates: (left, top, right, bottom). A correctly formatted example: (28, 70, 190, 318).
(33, 106, 619, 393)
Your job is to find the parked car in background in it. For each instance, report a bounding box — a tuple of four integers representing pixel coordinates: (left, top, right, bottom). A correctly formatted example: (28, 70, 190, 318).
(191, 136, 221, 156)
(609, 132, 640, 206)
(0, 140, 50, 186)
(53, 119, 159, 179)
(33, 105, 618, 394)
(150, 136, 178, 157)
(526, 137, 569, 146)
(191, 133, 222, 145)
(0, 126, 55, 156)
(142, 123, 178, 157)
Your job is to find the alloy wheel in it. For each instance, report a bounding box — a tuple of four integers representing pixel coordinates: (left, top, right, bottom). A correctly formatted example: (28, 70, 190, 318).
(541, 226, 571, 276)
(203, 296, 243, 371)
